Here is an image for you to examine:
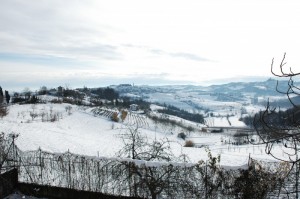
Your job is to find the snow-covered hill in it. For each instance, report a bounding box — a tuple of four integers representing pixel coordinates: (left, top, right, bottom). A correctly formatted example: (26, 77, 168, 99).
(0, 102, 280, 167)
(114, 79, 296, 121)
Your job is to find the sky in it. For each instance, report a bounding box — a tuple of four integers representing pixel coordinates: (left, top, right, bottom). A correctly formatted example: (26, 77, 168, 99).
(1, 0, 300, 90)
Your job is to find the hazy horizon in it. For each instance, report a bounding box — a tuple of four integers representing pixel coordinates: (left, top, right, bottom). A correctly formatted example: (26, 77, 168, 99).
(1, 75, 277, 92)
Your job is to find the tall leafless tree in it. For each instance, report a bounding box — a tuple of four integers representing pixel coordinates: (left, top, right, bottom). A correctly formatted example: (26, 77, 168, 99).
(253, 53, 300, 197)
(117, 125, 180, 198)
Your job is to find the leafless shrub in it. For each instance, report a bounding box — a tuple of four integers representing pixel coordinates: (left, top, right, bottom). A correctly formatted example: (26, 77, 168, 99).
(51, 98, 62, 104)
(40, 112, 46, 122)
(50, 112, 61, 122)
(29, 111, 38, 121)
(121, 110, 128, 122)
(111, 122, 115, 129)
(65, 105, 72, 115)
(111, 112, 119, 122)
(184, 140, 195, 147)
(0, 105, 8, 118)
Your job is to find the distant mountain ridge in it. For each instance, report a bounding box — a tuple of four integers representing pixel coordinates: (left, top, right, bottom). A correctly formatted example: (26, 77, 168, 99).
(111, 78, 300, 114)
(114, 78, 298, 98)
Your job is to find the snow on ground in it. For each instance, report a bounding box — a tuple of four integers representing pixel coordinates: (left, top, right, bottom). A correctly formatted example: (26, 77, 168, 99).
(254, 85, 267, 90)
(204, 115, 245, 127)
(205, 117, 229, 127)
(184, 130, 279, 165)
(36, 95, 60, 102)
(120, 93, 141, 98)
(1, 104, 123, 157)
(150, 104, 164, 111)
(4, 192, 47, 199)
(228, 116, 246, 127)
(0, 103, 280, 167)
(244, 105, 264, 115)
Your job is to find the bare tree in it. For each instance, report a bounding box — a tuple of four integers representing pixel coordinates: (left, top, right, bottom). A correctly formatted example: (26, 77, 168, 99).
(65, 105, 72, 115)
(38, 86, 48, 95)
(117, 125, 173, 162)
(0, 133, 18, 172)
(253, 53, 300, 197)
(23, 87, 32, 100)
(117, 125, 180, 198)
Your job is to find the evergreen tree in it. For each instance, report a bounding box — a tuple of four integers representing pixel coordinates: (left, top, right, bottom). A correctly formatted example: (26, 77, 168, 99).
(0, 87, 3, 103)
(5, 90, 10, 104)
(0, 87, 3, 97)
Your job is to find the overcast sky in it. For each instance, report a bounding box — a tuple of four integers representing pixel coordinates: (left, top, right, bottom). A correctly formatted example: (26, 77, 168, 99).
(1, 0, 300, 90)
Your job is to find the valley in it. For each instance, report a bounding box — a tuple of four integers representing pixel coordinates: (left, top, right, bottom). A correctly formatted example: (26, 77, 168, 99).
(1, 79, 294, 166)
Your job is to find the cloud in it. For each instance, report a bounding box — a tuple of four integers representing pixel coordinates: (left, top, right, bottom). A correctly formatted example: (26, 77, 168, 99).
(124, 44, 211, 62)
(169, 52, 210, 62)
(1, 0, 295, 89)
(60, 44, 122, 60)
(0, 0, 122, 63)
(0, 53, 80, 68)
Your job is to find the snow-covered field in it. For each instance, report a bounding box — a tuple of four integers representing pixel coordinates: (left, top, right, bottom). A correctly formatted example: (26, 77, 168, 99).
(0, 102, 281, 167)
